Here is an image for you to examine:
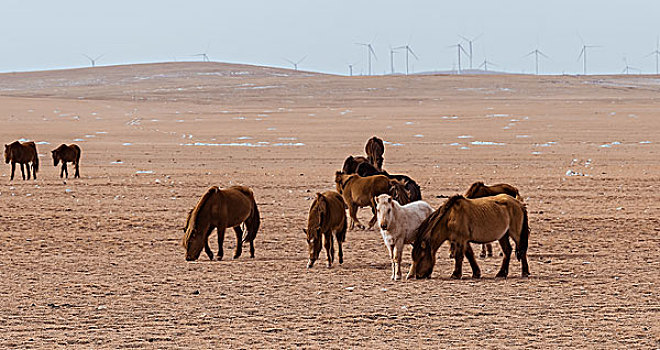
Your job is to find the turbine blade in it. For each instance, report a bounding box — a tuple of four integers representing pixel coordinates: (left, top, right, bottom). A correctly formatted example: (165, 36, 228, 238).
(297, 56, 307, 64)
(409, 47, 419, 60)
(538, 51, 549, 59)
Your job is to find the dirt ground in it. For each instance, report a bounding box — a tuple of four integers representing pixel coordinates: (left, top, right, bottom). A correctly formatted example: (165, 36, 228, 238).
(0, 63, 658, 349)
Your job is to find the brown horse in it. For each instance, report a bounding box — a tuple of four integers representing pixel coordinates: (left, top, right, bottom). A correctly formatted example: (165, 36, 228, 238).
(342, 155, 369, 174)
(182, 185, 260, 261)
(4, 141, 39, 180)
(304, 191, 348, 268)
(365, 136, 385, 171)
(51, 144, 81, 179)
(335, 171, 391, 230)
(352, 161, 422, 204)
(410, 194, 530, 279)
(464, 181, 522, 258)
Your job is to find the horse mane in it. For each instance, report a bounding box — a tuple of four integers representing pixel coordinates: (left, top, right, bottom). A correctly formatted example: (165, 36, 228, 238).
(464, 181, 484, 198)
(182, 186, 219, 248)
(414, 195, 464, 244)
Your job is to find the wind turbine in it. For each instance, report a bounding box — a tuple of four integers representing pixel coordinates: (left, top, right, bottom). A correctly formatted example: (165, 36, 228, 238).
(82, 54, 104, 67)
(459, 34, 482, 70)
(647, 37, 660, 75)
(355, 42, 377, 76)
(479, 58, 497, 72)
(621, 57, 641, 75)
(448, 43, 468, 74)
(394, 44, 419, 75)
(524, 48, 549, 75)
(284, 56, 306, 71)
(389, 46, 397, 74)
(577, 35, 600, 75)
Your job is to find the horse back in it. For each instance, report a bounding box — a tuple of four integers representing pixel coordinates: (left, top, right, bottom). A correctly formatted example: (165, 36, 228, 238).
(218, 187, 254, 227)
(321, 191, 347, 229)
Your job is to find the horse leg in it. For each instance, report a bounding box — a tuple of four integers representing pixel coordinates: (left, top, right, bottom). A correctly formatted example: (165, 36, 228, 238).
(249, 239, 255, 258)
(464, 244, 481, 279)
(336, 225, 345, 265)
(480, 244, 487, 258)
(368, 199, 377, 229)
(496, 235, 513, 278)
(26, 162, 31, 180)
(324, 231, 334, 268)
(487, 243, 493, 257)
(449, 242, 456, 258)
(19, 163, 25, 180)
(450, 242, 464, 279)
(74, 161, 80, 178)
(216, 227, 226, 261)
(232, 226, 243, 259)
(63, 162, 68, 179)
(350, 204, 363, 230)
(386, 243, 395, 280)
(519, 247, 530, 278)
(393, 241, 404, 281)
(10, 162, 16, 180)
(204, 226, 215, 260)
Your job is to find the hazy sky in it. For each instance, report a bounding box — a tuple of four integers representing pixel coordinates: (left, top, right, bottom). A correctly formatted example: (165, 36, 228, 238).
(2, 0, 660, 75)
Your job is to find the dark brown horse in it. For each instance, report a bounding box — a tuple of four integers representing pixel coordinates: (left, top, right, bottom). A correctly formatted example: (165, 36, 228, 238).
(365, 136, 385, 171)
(457, 182, 523, 258)
(51, 144, 81, 179)
(342, 155, 369, 174)
(304, 191, 347, 268)
(410, 194, 530, 280)
(4, 141, 39, 180)
(182, 185, 260, 261)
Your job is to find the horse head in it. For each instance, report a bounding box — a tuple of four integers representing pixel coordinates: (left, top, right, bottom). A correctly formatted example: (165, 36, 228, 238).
(304, 193, 326, 268)
(375, 194, 395, 231)
(51, 149, 60, 166)
(182, 187, 218, 261)
(411, 239, 435, 279)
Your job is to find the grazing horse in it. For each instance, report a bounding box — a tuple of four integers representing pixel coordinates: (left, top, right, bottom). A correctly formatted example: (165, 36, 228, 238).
(342, 155, 369, 174)
(51, 144, 81, 179)
(376, 194, 433, 280)
(410, 194, 530, 279)
(334, 171, 391, 230)
(4, 141, 39, 180)
(365, 136, 385, 171)
(353, 161, 423, 204)
(463, 181, 523, 258)
(304, 191, 348, 268)
(182, 185, 260, 261)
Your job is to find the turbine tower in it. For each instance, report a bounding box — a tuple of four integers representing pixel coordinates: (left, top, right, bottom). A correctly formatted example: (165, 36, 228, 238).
(577, 35, 600, 75)
(621, 57, 640, 75)
(525, 48, 549, 75)
(479, 58, 496, 72)
(389, 46, 397, 74)
(647, 37, 660, 75)
(284, 56, 306, 71)
(394, 44, 419, 75)
(459, 34, 481, 70)
(448, 43, 468, 74)
(355, 42, 377, 76)
(82, 54, 103, 67)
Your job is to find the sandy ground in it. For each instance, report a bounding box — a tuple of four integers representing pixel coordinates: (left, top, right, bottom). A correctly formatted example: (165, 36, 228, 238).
(0, 63, 659, 349)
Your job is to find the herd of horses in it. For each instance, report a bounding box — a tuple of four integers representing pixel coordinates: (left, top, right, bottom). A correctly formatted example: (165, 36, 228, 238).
(182, 136, 531, 280)
(4, 140, 81, 180)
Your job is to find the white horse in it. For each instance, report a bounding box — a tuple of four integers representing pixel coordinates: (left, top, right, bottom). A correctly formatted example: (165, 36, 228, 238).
(375, 194, 433, 280)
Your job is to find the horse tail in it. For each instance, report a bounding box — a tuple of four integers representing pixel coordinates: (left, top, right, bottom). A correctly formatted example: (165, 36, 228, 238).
(241, 189, 260, 243)
(30, 143, 39, 173)
(74, 144, 82, 163)
(516, 204, 530, 261)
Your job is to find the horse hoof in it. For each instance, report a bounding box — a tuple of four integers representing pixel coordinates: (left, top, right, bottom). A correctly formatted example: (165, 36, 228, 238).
(495, 273, 508, 279)
(215, 256, 223, 261)
(450, 274, 461, 280)
(233, 255, 240, 259)
(522, 272, 531, 278)
(326, 263, 332, 269)
(472, 274, 481, 279)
